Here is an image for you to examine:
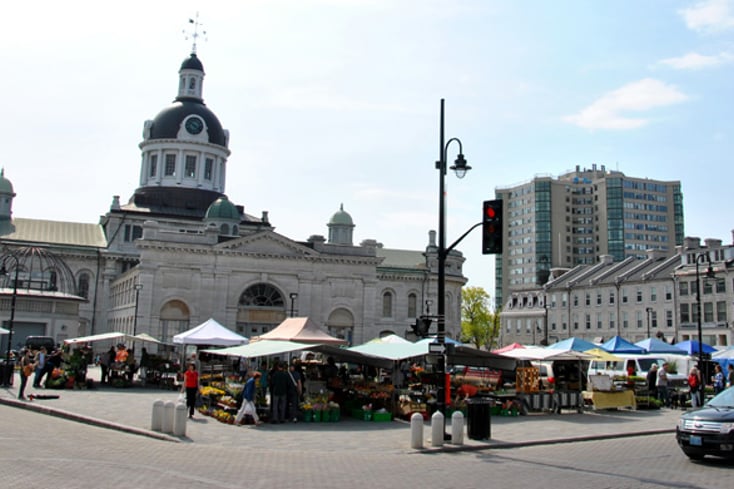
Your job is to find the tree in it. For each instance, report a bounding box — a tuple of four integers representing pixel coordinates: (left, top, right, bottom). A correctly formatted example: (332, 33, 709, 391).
(460, 286, 500, 350)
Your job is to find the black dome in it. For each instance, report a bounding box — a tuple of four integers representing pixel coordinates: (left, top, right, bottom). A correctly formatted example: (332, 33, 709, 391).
(181, 53, 204, 71)
(148, 100, 227, 147)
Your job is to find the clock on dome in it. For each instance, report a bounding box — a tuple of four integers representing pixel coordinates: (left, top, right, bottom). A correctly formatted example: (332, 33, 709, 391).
(185, 116, 204, 135)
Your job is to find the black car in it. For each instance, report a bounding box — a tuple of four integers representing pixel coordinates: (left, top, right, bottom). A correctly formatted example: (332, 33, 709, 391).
(676, 386, 734, 460)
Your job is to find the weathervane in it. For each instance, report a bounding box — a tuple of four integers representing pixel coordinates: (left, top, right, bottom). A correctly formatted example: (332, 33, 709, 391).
(183, 12, 207, 54)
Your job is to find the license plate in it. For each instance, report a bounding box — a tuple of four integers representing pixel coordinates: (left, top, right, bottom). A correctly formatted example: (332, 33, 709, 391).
(689, 435, 702, 446)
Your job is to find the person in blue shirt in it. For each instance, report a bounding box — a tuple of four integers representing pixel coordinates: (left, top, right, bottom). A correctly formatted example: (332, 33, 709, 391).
(713, 364, 725, 394)
(235, 371, 262, 425)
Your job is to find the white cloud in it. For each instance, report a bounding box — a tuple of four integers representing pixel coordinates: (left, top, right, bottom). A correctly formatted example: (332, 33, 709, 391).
(679, 0, 734, 32)
(563, 78, 688, 130)
(657, 51, 734, 69)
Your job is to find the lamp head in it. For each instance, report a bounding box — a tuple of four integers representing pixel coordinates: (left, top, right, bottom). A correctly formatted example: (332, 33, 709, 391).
(450, 154, 471, 179)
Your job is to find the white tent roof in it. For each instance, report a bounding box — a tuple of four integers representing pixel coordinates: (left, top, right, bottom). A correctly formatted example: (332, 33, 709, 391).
(254, 317, 346, 345)
(500, 347, 594, 361)
(64, 332, 127, 344)
(173, 318, 248, 346)
(202, 340, 314, 358)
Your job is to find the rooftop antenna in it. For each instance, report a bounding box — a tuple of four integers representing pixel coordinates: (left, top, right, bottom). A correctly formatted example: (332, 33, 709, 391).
(183, 12, 207, 54)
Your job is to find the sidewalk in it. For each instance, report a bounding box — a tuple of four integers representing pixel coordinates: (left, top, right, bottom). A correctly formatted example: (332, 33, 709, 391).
(0, 368, 679, 453)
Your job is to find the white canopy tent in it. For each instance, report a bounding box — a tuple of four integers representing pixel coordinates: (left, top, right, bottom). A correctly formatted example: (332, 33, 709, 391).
(64, 332, 164, 345)
(173, 318, 248, 347)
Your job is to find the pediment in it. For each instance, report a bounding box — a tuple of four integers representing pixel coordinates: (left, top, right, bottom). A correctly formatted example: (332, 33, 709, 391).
(215, 230, 319, 257)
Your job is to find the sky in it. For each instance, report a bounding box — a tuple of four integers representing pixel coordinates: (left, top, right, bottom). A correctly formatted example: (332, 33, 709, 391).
(1, 0, 733, 302)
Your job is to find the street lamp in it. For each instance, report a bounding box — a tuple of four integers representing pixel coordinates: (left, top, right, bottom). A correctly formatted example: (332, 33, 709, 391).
(289, 293, 298, 317)
(542, 286, 549, 346)
(0, 254, 19, 387)
(436, 98, 471, 421)
(645, 307, 653, 338)
(133, 283, 143, 337)
(695, 252, 715, 370)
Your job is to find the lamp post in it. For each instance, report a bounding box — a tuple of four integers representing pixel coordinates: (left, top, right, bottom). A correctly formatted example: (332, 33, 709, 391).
(542, 286, 549, 346)
(645, 307, 652, 339)
(289, 293, 298, 317)
(436, 98, 470, 421)
(695, 252, 715, 370)
(132, 283, 143, 337)
(1, 254, 19, 387)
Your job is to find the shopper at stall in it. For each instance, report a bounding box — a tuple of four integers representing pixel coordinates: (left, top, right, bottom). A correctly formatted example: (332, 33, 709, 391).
(99, 347, 111, 384)
(182, 363, 199, 418)
(257, 360, 269, 403)
(139, 347, 150, 383)
(17, 348, 35, 400)
(115, 344, 129, 363)
(712, 364, 725, 394)
(646, 363, 658, 399)
(657, 362, 670, 407)
(32, 347, 47, 388)
(287, 362, 303, 422)
(727, 364, 734, 388)
(270, 362, 290, 423)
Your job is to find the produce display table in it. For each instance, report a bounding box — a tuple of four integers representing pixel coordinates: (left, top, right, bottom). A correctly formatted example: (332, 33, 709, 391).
(582, 389, 636, 410)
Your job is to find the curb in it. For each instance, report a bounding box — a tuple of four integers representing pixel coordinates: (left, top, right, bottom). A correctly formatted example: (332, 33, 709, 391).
(417, 428, 675, 454)
(0, 396, 181, 443)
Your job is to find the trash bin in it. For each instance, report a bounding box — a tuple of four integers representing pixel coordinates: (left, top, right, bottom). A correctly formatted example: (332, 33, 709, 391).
(466, 397, 492, 440)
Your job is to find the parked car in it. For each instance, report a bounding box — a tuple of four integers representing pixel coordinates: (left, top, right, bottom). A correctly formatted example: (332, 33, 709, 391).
(25, 336, 55, 352)
(676, 386, 734, 460)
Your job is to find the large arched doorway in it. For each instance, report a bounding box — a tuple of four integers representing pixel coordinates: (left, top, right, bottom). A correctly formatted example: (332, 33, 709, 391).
(326, 307, 354, 345)
(159, 299, 190, 343)
(236, 283, 286, 337)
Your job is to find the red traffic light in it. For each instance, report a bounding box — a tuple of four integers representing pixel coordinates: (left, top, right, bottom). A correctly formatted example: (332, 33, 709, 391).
(486, 207, 497, 219)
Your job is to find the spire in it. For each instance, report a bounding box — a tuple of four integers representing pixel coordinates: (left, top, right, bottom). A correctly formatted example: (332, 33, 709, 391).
(183, 13, 207, 54)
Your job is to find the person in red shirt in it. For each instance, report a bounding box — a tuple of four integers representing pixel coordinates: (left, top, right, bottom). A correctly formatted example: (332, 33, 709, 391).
(688, 366, 701, 407)
(182, 363, 199, 418)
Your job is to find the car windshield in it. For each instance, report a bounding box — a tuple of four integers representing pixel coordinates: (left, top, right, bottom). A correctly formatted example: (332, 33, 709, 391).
(637, 358, 663, 372)
(706, 386, 734, 408)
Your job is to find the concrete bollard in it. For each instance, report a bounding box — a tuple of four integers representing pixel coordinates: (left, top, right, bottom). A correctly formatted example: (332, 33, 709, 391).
(410, 412, 424, 449)
(451, 410, 464, 445)
(431, 411, 444, 448)
(162, 400, 175, 434)
(151, 399, 165, 432)
(173, 402, 187, 437)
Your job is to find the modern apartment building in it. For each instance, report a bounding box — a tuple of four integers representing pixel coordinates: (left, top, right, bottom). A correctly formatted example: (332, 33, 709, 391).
(494, 165, 684, 309)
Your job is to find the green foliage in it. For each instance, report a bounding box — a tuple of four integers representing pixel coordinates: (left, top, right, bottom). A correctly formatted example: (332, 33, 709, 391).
(460, 286, 499, 350)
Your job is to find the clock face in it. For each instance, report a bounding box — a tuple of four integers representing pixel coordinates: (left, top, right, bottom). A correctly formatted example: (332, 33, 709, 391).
(185, 117, 204, 135)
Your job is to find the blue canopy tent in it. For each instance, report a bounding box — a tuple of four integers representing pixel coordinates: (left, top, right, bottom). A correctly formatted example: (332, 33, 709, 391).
(673, 340, 716, 355)
(635, 338, 687, 354)
(601, 336, 645, 354)
(546, 337, 599, 352)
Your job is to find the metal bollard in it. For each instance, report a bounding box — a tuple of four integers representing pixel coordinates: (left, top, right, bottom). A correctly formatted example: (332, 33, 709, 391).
(173, 402, 187, 437)
(151, 399, 164, 432)
(162, 400, 175, 433)
(451, 410, 464, 445)
(431, 411, 444, 448)
(410, 412, 424, 449)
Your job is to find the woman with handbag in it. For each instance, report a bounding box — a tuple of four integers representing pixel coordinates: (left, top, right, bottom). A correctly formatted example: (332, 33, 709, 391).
(18, 348, 35, 400)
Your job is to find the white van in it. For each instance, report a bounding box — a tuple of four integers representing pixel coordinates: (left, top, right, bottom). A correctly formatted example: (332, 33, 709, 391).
(587, 354, 689, 388)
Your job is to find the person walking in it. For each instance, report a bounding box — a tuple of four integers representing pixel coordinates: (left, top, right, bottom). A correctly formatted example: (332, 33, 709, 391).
(182, 363, 199, 419)
(270, 362, 290, 424)
(727, 364, 734, 388)
(712, 364, 725, 395)
(17, 349, 35, 400)
(688, 366, 702, 408)
(235, 371, 262, 425)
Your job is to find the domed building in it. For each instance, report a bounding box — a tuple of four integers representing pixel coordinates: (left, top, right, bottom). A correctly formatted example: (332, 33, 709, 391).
(0, 46, 468, 353)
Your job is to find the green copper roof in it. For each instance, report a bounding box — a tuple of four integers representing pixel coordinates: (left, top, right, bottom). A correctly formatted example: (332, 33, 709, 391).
(329, 203, 353, 226)
(0, 218, 107, 248)
(0, 169, 14, 194)
(205, 195, 240, 221)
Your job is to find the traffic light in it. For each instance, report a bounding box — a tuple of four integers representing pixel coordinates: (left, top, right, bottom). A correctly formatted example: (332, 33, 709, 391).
(411, 317, 432, 337)
(482, 199, 503, 254)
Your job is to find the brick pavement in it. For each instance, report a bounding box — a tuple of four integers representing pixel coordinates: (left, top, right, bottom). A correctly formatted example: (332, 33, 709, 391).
(0, 368, 680, 453)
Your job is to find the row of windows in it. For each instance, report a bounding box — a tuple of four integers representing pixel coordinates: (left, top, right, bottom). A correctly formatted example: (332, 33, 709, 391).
(149, 153, 214, 180)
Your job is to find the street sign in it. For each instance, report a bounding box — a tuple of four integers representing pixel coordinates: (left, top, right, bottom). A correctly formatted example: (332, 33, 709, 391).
(428, 342, 446, 354)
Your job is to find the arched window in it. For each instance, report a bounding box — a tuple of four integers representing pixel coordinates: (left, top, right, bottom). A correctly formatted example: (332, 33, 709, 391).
(407, 293, 417, 318)
(159, 300, 190, 342)
(239, 283, 284, 307)
(189, 77, 196, 90)
(382, 291, 393, 318)
(220, 224, 230, 235)
(77, 272, 90, 299)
